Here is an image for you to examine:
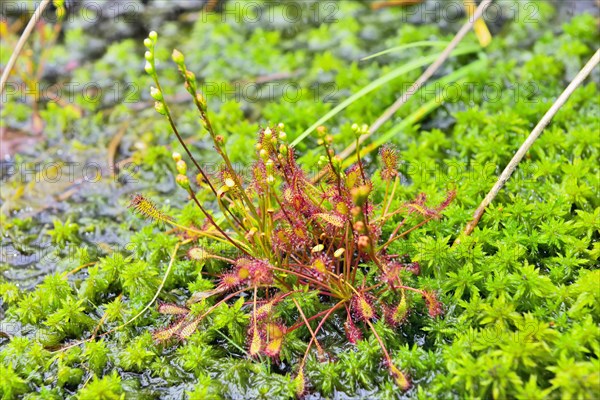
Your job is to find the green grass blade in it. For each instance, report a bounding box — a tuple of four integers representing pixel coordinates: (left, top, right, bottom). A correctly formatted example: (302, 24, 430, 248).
(361, 41, 450, 61)
(291, 45, 480, 147)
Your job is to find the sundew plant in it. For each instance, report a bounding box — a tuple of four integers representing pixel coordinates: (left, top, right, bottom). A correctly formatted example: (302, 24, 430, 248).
(136, 32, 453, 394)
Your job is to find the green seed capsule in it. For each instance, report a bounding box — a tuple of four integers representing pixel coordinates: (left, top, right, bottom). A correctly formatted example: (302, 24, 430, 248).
(150, 87, 163, 101)
(154, 101, 166, 115)
(144, 61, 154, 75)
(176, 160, 187, 175)
(172, 49, 185, 65)
(176, 174, 190, 190)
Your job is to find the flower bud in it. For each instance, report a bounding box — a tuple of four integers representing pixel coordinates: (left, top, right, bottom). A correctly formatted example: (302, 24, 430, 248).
(265, 159, 274, 176)
(176, 174, 190, 190)
(172, 49, 185, 65)
(176, 160, 187, 175)
(263, 127, 272, 138)
(259, 149, 269, 160)
(143, 38, 152, 48)
(144, 51, 153, 61)
(154, 101, 166, 115)
(144, 61, 154, 75)
(358, 235, 371, 252)
(278, 131, 287, 141)
(332, 156, 342, 169)
(172, 152, 182, 162)
(354, 221, 365, 233)
(148, 31, 158, 42)
(150, 86, 163, 101)
(195, 93, 206, 110)
(185, 70, 195, 82)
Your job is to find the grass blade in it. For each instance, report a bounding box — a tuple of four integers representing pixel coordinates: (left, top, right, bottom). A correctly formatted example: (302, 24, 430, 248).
(291, 45, 480, 147)
(361, 41, 450, 61)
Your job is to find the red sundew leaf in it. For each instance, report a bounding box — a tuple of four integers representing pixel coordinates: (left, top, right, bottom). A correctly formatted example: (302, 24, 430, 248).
(249, 329, 263, 357)
(251, 161, 268, 195)
(314, 213, 345, 228)
(421, 290, 443, 318)
(334, 200, 350, 216)
(405, 261, 420, 275)
(129, 194, 172, 223)
(157, 302, 189, 315)
(248, 259, 273, 285)
(293, 369, 306, 398)
(273, 228, 291, 250)
(264, 338, 283, 358)
(389, 364, 411, 391)
(265, 323, 285, 339)
(345, 164, 362, 188)
(219, 273, 242, 290)
(310, 254, 333, 277)
(255, 302, 273, 321)
(255, 293, 293, 321)
(379, 144, 400, 182)
(178, 318, 200, 339)
(387, 294, 408, 326)
(414, 192, 427, 206)
(153, 318, 185, 342)
(436, 190, 456, 212)
(344, 315, 363, 344)
(406, 202, 438, 218)
(351, 294, 376, 322)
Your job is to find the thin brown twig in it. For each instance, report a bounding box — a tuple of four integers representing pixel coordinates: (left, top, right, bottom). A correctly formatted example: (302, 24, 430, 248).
(456, 49, 600, 243)
(0, 0, 51, 95)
